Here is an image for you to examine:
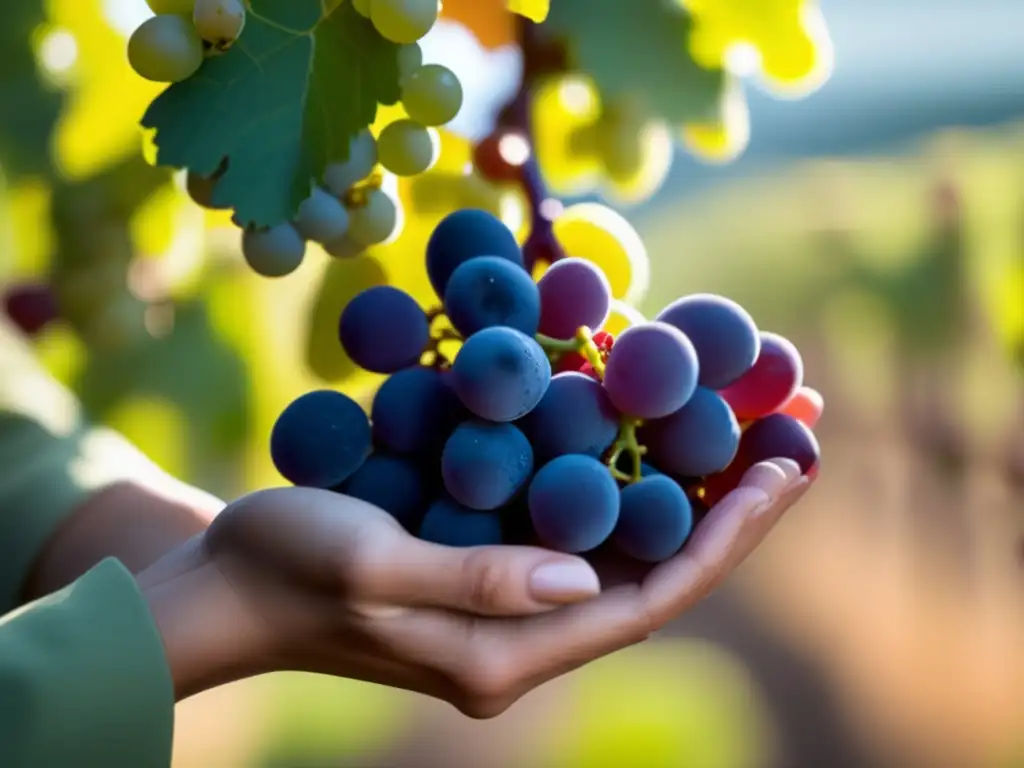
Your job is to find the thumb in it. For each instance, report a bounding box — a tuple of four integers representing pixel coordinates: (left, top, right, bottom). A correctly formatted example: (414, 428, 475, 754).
(363, 539, 603, 617)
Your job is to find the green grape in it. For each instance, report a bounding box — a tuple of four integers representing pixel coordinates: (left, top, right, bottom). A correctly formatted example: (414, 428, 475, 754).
(397, 43, 422, 84)
(128, 14, 205, 84)
(241, 223, 307, 277)
(147, 0, 195, 13)
(295, 188, 350, 244)
(193, 0, 246, 50)
(323, 130, 378, 195)
(352, 0, 374, 17)
(370, 0, 438, 44)
(347, 189, 399, 246)
(401, 64, 463, 126)
(323, 233, 366, 259)
(377, 119, 439, 176)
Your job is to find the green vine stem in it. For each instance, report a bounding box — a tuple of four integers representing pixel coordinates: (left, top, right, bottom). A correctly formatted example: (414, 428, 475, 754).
(537, 325, 650, 483)
(535, 325, 607, 375)
(605, 418, 647, 483)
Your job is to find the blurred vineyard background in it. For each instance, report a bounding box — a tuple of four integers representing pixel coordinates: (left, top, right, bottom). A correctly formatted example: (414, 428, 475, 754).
(2, 0, 1023, 766)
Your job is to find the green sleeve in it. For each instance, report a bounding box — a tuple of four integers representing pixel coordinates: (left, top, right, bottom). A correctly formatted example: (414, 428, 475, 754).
(0, 318, 158, 611)
(0, 557, 175, 767)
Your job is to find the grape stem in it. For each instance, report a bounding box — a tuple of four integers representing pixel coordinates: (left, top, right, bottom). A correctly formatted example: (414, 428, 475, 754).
(500, 18, 568, 272)
(606, 418, 647, 484)
(423, 306, 458, 369)
(535, 325, 606, 376)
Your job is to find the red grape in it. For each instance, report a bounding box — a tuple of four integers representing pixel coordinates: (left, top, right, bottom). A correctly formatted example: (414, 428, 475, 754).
(719, 332, 803, 420)
(3, 282, 58, 336)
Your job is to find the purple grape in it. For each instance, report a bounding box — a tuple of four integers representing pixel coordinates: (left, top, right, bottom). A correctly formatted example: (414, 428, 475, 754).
(441, 421, 534, 510)
(271, 390, 371, 488)
(444, 255, 541, 337)
(371, 366, 464, 455)
(537, 258, 612, 340)
(655, 294, 760, 389)
(451, 326, 551, 422)
(602, 322, 699, 419)
(737, 413, 820, 474)
(641, 387, 741, 477)
(613, 476, 694, 563)
(337, 454, 428, 531)
(339, 286, 430, 374)
(719, 332, 803, 420)
(518, 372, 620, 462)
(419, 498, 504, 547)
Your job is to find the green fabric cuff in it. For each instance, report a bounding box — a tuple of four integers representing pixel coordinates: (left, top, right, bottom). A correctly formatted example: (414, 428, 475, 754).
(0, 414, 158, 614)
(0, 558, 175, 767)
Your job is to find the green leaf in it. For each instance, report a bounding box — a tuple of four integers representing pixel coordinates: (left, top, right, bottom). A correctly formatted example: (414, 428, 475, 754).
(142, 0, 402, 228)
(544, 0, 725, 124)
(0, 0, 63, 180)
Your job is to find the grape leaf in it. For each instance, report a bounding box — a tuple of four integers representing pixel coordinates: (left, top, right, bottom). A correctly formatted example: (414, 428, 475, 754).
(544, 0, 725, 124)
(508, 0, 550, 23)
(0, 0, 63, 179)
(142, 0, 402, 228)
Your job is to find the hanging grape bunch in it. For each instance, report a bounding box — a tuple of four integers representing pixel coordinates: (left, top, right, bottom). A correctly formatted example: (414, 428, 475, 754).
(128, 0, 464, 277)
(270, 209, 822, 558)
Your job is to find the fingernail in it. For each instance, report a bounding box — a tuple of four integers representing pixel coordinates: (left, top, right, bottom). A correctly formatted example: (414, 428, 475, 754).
(530, 561, 601, 604)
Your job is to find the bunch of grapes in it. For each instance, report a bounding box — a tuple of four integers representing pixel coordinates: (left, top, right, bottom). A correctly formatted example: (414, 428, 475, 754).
(270, 208, 822, 562)
(130, 0, 465, 278)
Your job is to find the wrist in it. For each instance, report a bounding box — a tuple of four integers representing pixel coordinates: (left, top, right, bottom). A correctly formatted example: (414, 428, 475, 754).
(136, 536, 271, 700)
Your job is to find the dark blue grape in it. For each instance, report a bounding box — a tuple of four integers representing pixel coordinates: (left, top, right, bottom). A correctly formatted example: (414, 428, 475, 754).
(426, 209, 523, 298)
(451, 326, 551, 422)
(419, 497, 504, 547)
(444, 255, 541, 337)
(613, 476, 694, 563)
(339, 286, 430, 374)
(271, 390, 371, 488)
(371, 366, 464, 455)
(656, 294, 760, 389)
(519, 372, 620, 462)
(337, 454, 427, 531)
(528, 454, 619, 553)
(441, 421, 534, 510)
(641, 387, 741, 477)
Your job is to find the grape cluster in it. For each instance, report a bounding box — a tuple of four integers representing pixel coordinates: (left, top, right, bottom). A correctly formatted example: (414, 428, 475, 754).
(130, 0, 465, 278)
(270, 208, 822, 563)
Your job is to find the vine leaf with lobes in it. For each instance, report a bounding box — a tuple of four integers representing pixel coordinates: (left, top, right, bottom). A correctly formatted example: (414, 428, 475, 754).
(141, 0, 402, 229)
(543, 0, 726, 125)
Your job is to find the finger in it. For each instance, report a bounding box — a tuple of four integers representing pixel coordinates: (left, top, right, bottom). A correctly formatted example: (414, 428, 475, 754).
(462, 462, 805, 691)
(357, 538, 602, 617)
(410, 463, 815, 705)
(641, 458, 803, 624)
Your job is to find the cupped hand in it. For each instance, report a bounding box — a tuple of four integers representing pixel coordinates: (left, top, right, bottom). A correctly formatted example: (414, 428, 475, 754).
(137, 458, 812, 718)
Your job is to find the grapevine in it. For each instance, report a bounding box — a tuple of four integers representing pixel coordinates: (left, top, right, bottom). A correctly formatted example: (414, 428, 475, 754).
(3, 0, 840, 559)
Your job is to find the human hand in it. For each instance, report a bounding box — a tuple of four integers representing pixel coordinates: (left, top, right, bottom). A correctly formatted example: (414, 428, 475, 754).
(137, 457, 812, 718)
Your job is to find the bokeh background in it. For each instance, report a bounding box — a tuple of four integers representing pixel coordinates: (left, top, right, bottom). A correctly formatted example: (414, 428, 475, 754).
(2, 0, 1023, 766)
